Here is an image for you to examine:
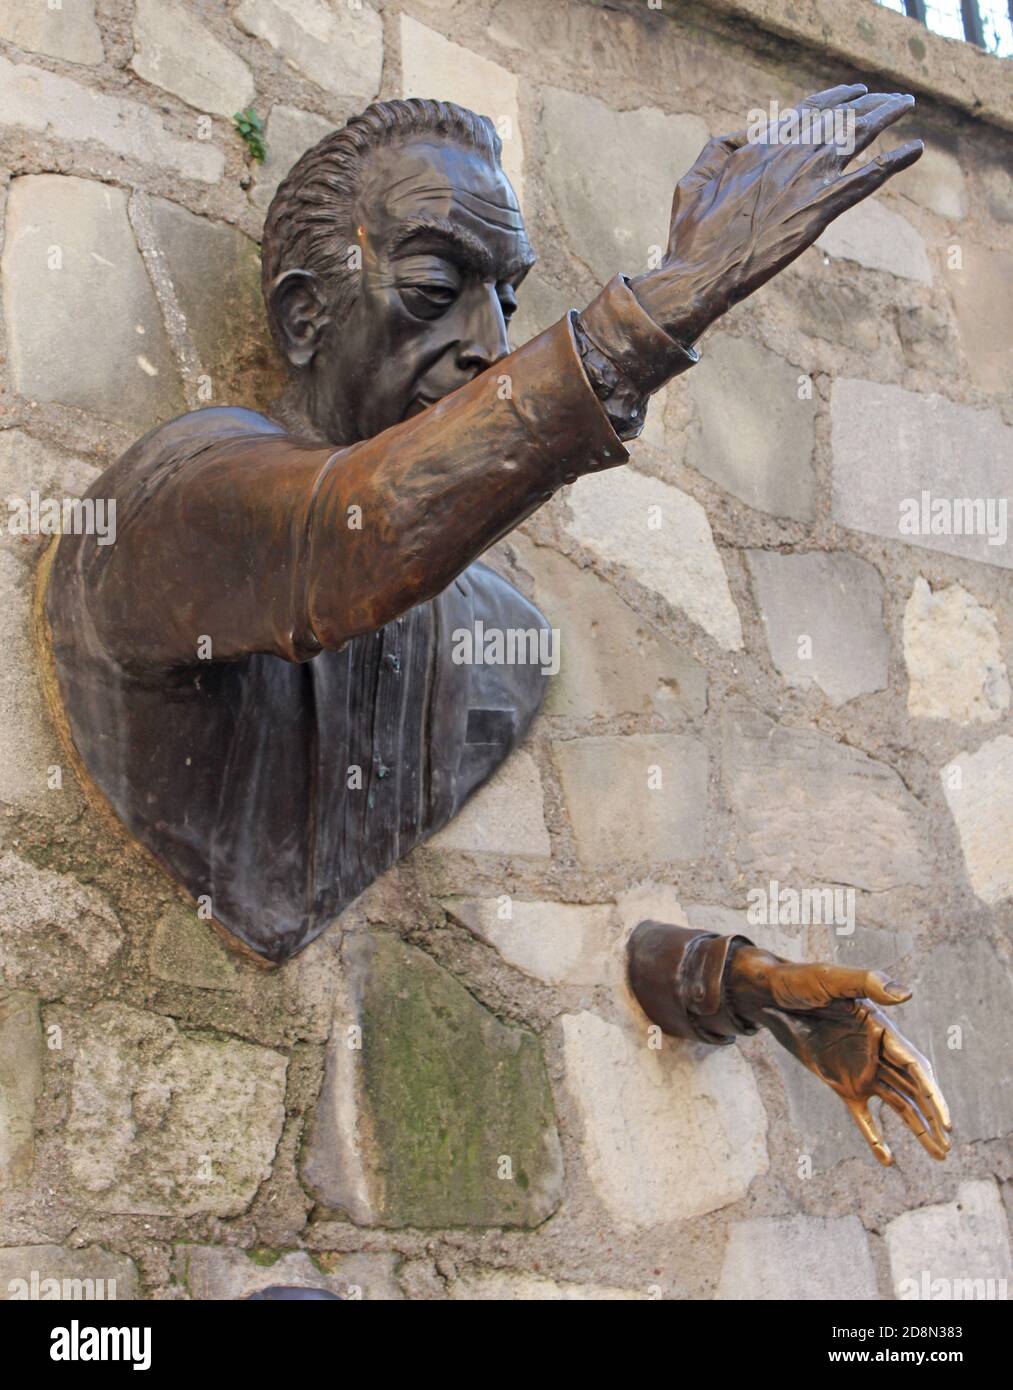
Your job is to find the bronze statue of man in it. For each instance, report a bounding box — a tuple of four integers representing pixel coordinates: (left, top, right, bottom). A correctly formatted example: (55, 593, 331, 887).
(44, 87, 951, 1167)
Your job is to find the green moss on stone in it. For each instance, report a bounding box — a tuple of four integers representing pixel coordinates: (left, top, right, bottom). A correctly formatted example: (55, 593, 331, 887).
(354, 932, 562, 1229)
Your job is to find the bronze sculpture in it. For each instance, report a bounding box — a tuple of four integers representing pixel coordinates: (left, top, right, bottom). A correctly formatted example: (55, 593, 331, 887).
(42, 87, 950, 1166)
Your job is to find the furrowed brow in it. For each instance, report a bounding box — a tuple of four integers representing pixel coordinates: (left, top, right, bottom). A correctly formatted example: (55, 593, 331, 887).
(388, 215, 533, 281)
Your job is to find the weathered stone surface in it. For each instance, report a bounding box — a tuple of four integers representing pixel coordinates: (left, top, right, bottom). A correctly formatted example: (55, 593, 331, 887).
(64, 1003, 287, 1215)
(686, 334, 817, 521)
(901, 940, 1013, 1144)
(723, 705, 925, 891)
(250, 103, 334, 211)
(428, 749, 550, 857)
(947, 242, 1013, 395)
(0, 852, 123, 993)
(303, 931, 563, 1227)
(831, 379, 1013, 570)
(236, 0, 382, 102)
(0, 430, 98, 816)
(983, 161, 1013, 225)
(904, 578, 1009, 723)
(0, 990, 43, 1190)
(184, 1245, 402, 1301)
(508, 266, 574, 351)
(0, 0, 102, 66)
(148, 197, 279, 405)
(131, 0, 254, 118)
(895, 142, 967, 221)
(401, 16, 524, 201)
(149, 903, 338, 1045)
(554, 733, 709, 867)
(2, 176, 184, 430)
(745, 550, 890, 705)
(717, 1215, 878, 1300)
(511, 535, 707, 720)
(0, 56, 223, 183)
(449, 1269, 648, 1300)
(886, 1181, 1013, 1299)
(563, 467, 742, 650)
(896, 302, 955, 371)
(816, 197, 931, 283)
(777, 274, 881, 354)
(0, 1244, 140, 1300)
(941, 737, 1013, 906)
(561, 1010, 768, 1228)
(149, 906, 241, 992)
(443, 896, 615, 986)
(540, 86, 707, 284)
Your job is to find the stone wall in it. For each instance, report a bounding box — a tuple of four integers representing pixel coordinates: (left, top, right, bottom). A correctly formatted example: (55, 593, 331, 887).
(1, 0, 1011, 1301)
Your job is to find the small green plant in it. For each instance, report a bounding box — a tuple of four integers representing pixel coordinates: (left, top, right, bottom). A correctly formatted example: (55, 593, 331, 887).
(234, 108, 266, 163)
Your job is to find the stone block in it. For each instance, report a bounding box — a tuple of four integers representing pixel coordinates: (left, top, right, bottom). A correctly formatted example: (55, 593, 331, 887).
(184, 1245, 401, 1300)
(539, 85, 707, 283)
(886, 1180, 1012, 1300)
(947, 242, 1013, 395)
(904, 577, 1009, 723)
(941, 736, 1013, 906)
(428, 749, 550, 857)
(686, 333, 817, 521)
(722, 705, 925, 891)
(148, 196, 281, 405)
(442, 896, 615, 986)
(0, 852, 123, 994)
(401, 16, 524, 202)
(302, 931, 563, 1227)
(511, 535, 706, 720)
(831, 379, 1012, 570)
(0, 0, 102, 66)
(132, 0, 254, 117)
(0, 56, 224, 182)
(561, 1010, 768, 1227)
(0, 990, 43, 1190)
(717, 1214, 878, 1300)
(64, 1003, 287, 1216)
(816, 197, 931, 283)
(0, 1244, 139, 1300)
(250, 104, 334, 211)
(563, 467, 742, 650)
(236, 0, 382, 102)
(554, 733, 709, 867)
(2, 175, 184, 430)
(745, 550, 889, 705)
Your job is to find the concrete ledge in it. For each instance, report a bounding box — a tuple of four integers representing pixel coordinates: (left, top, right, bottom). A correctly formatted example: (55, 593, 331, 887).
(681, 0, 1013, 133)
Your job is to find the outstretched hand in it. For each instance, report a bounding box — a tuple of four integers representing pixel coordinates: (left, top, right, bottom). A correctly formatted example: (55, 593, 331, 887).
(729, 952, 952, 1166)
(631, 84, 924, 345)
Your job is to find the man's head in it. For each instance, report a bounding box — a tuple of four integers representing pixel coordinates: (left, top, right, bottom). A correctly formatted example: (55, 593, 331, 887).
(262, 99, 535, 444)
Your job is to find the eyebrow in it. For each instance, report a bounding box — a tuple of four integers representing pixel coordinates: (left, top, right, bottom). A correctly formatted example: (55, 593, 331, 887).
(388, 215, 535, 281)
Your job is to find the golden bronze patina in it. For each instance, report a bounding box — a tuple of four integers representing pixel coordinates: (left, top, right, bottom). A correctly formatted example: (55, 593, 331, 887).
(43, 87, 950, 1166)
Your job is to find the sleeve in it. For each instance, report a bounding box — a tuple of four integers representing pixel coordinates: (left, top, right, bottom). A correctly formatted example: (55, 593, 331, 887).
(78, 279, 696, 674)
(626, 920, 758, 1045)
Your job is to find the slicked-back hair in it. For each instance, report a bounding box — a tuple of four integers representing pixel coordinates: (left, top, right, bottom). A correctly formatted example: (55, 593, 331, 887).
(261, 98, 503, 359)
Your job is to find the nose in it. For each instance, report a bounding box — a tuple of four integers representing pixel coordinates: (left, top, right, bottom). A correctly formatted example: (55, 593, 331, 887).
(455, 284, 510, 376)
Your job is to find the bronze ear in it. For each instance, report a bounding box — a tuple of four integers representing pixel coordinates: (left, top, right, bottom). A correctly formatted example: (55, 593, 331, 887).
(268, 268, 330, 369)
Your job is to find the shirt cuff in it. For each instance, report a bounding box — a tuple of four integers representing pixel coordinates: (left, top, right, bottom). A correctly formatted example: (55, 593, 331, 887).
(626, 920, 758, 1045)
(578, 273, 700, 397)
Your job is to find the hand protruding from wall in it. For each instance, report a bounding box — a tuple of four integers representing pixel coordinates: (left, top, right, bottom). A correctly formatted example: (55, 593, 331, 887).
(630, 84, 924, 348)
(728, 948, 952, 1167)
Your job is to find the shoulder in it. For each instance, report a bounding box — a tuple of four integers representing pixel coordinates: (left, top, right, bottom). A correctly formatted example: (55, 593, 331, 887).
(463, 559, 551, 633)
(138, 405, 285, 452)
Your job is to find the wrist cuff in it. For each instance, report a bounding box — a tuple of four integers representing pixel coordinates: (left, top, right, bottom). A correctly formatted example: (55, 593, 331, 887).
(580, 274, 700, 396)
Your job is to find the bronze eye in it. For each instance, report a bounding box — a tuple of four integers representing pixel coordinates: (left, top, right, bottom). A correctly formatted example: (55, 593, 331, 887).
(399, 282, 459, 320)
